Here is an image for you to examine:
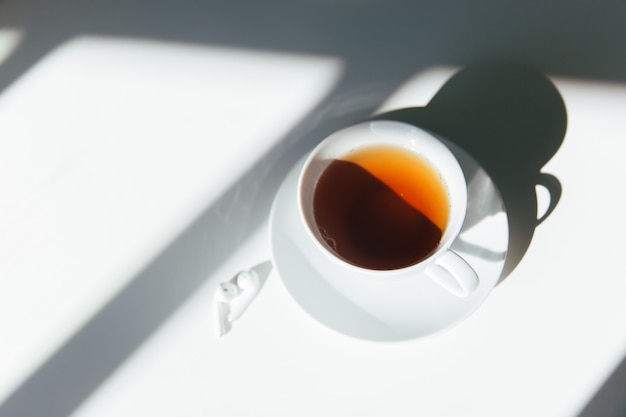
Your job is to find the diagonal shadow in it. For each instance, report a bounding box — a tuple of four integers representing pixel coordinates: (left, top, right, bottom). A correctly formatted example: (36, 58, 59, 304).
(577, 353, 626, 417)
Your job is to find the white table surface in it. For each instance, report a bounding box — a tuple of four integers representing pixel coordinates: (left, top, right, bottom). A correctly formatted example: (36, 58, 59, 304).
(1, 1, 626, 416)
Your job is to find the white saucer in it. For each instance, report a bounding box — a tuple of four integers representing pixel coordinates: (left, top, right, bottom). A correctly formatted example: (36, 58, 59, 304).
(269, 139, 508, 341)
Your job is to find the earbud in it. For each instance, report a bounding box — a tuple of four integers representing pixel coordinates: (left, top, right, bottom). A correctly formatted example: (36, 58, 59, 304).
(215, 269, 261, 337)
(216, 282, 239, 302)
(235, 270, 259, 291)
(229, 270, 260, 321)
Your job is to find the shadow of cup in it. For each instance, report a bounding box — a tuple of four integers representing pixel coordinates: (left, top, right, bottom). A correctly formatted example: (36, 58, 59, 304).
(374, 61, 567, 281)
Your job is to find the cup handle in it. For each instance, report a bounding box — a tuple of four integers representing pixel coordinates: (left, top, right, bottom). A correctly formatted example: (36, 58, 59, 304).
(536, 172, 562, 225)
(424, 250, 479, 297)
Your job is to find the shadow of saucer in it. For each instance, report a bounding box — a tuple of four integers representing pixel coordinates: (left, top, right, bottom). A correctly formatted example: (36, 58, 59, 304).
(374, 61, 567, 281)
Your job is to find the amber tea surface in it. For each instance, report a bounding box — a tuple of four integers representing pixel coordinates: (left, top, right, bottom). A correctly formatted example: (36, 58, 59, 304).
(313, 145, 449, 270)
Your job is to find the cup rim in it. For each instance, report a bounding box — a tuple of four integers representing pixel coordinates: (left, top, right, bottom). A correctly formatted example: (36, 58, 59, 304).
(297, 120, 468, 278)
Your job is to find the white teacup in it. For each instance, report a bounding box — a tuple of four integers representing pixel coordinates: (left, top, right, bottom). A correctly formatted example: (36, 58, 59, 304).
(298, 120, 478, 298)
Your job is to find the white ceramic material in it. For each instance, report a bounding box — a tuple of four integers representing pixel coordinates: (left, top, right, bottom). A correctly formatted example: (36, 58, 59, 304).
(299, 120, 478, 298)
(270, 124, 508, 341)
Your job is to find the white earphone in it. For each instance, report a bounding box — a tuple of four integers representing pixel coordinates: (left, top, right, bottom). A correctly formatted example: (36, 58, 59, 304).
(215, 269, 261, 336)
